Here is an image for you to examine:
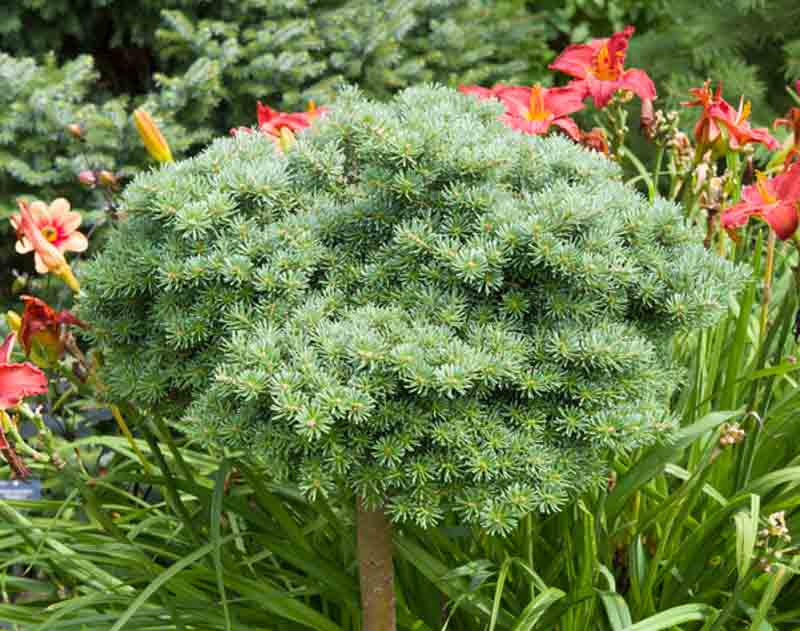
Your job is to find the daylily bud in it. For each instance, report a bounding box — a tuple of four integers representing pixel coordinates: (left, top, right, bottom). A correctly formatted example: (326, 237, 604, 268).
(640, 99, 656, 140)
(133, 109, 173, 163)
(67, 123, 84, 139)
(78, 170, 96, 187)
(98, 170, 119, 190)
(5, 311, 21, 333)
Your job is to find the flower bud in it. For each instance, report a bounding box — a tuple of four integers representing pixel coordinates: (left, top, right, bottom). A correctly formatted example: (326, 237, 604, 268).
(67, 123, 84, 139)
(133, 109, 173, 163)
(78, 170, 96, 187)
(640, 99, 656, 140)
(5, 311, 21, 333)
(98, 170, 119, 190)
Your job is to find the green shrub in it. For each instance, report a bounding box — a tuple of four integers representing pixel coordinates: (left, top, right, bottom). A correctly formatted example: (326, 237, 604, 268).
(79, 86, 745, 532)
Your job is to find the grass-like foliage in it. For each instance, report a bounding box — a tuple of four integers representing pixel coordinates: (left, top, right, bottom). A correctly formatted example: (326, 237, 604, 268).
(78, 86, 745, 532)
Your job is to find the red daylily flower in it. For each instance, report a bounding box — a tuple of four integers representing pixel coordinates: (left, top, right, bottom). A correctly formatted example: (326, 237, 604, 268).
(231, 100, 328, 139)
(496, 84, 586, 140)
(460, 83, 586, 140)
(684, 81, 778, 154)
(549, 25, 656, 108)
(721, 162, 800, 240)
(0, 333, 45, 478)
(18, 295, 86, 362)
(0, 333, 48, 410)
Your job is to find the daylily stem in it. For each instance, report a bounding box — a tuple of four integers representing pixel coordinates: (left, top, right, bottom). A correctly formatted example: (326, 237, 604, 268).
(651, 145, 664, 198)
(760, 230, 776, 340)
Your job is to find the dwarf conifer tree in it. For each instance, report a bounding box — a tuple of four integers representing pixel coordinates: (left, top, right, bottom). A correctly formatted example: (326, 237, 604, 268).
(79, 86, 745, 628)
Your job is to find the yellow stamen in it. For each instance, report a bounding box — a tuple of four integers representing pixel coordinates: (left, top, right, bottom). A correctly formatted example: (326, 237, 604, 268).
(526, 85, 550, 121)
(736, 98, 752, 125)
(40, 226, 58, 242)
(755, 172, 778, 204)
(593, 44, 618, 80)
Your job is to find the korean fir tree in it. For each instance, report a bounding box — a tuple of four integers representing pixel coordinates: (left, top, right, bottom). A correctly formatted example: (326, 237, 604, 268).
(78, 85, 746, 629)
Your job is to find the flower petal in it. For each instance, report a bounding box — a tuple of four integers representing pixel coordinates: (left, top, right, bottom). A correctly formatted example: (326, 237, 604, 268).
(33, 253, 50, 275)
(549, 43, 595, 80)
(552, 117, 582, 141)
(763, 201, 799, 240)
(60, 231, 89, 253)
(499, 114, 552, 136)
(15, 238, 32, 254)
(544, 85, 587, 116)
(49, 198, 71, 217)
(620, 69, 657, 102)
(585, 76, 622, 108)
(721, 200, 757, 233)
(0, 362, 48, 409)
(774, 162, 800, 200)
(28, 200, 50, 224)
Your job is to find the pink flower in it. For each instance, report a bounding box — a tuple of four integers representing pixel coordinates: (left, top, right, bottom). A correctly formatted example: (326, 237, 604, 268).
(549, 26, 656, 108)
(684, 81, 778, 154)
(721, 163, 800, 240)
(0, 333, 48, 410)
(496, 84, 586, 140)
(10, 198, 87, 275)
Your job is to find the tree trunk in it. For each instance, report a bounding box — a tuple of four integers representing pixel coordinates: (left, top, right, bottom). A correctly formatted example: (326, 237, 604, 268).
(356, 499, 396, 631)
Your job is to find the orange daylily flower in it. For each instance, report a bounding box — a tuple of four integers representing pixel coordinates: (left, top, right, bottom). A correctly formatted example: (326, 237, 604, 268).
(549, 26, 656, 108)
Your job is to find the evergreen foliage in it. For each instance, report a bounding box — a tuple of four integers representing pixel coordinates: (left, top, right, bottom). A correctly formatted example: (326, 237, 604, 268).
(0, 51, 217, 221)
(2, 0, 553, 128)
(79, 86, 746, 532)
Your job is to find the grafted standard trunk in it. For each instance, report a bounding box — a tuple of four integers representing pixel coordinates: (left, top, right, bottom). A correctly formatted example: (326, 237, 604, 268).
(356, 499, 396, 631)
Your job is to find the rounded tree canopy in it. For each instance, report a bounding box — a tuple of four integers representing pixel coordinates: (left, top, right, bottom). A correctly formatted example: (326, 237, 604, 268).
(79, 86, 745, 533)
